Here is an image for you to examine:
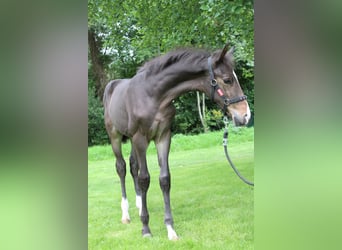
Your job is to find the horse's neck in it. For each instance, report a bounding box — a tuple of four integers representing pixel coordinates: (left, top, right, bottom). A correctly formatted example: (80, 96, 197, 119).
(158, 76, 211, 105)
(152, 60, 210, 99)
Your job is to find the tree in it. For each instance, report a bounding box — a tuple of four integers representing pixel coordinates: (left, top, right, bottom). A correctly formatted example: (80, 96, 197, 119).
(88, 28, 108, 97)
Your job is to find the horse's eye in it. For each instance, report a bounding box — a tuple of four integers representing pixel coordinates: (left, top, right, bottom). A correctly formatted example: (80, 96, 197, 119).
(223, 78, 232, 84)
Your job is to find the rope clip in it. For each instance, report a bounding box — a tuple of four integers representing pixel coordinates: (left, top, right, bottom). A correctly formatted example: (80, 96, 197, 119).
(223, 116, 229, 129)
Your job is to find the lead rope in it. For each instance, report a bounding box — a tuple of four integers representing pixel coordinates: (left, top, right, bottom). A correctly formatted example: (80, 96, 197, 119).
(222, 116, 254, 186)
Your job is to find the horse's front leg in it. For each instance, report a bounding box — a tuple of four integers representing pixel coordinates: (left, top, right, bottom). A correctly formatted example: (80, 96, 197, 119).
(155, 130, 179, 240)
(132, 133, 152, 237)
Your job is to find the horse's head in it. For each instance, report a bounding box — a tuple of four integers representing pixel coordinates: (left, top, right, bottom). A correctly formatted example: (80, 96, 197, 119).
(209, 44, 251, 126)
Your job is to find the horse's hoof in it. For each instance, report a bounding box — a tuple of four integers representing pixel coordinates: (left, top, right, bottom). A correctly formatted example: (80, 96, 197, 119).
(167, 225, 179, 241)
(169, 235, 179, 241)
(142, 233, 152, 238)
(142, 226, 152, 238)
(121, 218, 130, 224)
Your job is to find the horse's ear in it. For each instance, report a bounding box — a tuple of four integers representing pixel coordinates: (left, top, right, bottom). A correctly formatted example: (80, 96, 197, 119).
(216, 43, 234, 63)
(218, 43, 230, 62)
(228, 46, 234, 56)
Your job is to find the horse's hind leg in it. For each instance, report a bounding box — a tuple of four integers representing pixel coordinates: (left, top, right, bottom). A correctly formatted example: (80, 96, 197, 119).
(110, 134, 130, 224)
(155, 130, 179, 240)
(132, 133, 152, 237)
(129, 147, 142, 216)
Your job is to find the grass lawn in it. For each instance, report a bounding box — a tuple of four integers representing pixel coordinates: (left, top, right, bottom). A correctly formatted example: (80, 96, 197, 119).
(88, 127, 254, 249)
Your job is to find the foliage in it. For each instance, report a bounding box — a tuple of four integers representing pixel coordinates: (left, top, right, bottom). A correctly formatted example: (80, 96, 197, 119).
(88, 0, 254, 144)
(88, 86, 108, 146)
(172, 93, 203, 134)
(206, 109, 225, 130)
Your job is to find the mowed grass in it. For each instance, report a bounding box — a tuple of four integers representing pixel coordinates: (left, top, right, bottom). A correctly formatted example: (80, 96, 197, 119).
(88, 127, 254, 250)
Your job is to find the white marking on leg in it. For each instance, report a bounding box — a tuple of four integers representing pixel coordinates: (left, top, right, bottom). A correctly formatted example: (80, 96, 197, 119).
(121, 198, 130, 223)
(166, 224, 179, 240)
(136, 195, 142, 216)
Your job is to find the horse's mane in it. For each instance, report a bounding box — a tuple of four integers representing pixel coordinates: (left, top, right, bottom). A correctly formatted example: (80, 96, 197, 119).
(137, 48, 211, 75)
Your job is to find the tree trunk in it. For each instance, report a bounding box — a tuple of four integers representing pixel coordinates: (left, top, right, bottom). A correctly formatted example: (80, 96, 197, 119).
(88, 28, 107, 98)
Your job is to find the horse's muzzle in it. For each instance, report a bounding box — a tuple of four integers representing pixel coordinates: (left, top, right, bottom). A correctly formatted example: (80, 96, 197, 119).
(229, 102, 251, 126)
(233, 113, 250, 126)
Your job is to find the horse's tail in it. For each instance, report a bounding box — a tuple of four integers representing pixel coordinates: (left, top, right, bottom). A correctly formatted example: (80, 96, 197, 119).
(103, 79, 129, 143)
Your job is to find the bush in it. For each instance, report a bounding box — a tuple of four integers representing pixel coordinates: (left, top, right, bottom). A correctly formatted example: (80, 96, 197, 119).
(88, 87, 109, 146)
(172, 93, 203, 135)
(206, 109, 224, 131)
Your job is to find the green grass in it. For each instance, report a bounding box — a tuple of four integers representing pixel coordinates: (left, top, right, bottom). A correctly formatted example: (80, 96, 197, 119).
(88, 127, 254, 249)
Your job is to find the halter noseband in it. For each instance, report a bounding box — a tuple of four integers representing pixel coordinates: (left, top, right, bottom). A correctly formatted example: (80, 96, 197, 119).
(207, 57, 247, 112)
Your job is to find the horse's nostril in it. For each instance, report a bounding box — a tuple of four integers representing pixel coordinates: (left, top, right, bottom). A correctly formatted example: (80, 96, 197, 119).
(233, 116, 244, 127)
(233, 113, 250, 127)
(243, 112, 251, 124)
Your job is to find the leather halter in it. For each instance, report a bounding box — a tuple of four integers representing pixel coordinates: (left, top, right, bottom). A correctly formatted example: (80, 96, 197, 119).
(207, 57, 247, 112)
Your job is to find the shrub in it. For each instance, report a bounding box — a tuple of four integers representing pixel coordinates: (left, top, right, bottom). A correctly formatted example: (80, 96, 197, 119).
(88, 87, 109, 146)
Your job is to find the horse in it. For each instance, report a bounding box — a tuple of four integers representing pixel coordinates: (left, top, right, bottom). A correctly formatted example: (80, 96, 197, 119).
(103, 43, 251, 240)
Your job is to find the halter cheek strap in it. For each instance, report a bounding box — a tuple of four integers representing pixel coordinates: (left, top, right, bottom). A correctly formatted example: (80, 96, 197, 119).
(207, 56, 247, 112)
